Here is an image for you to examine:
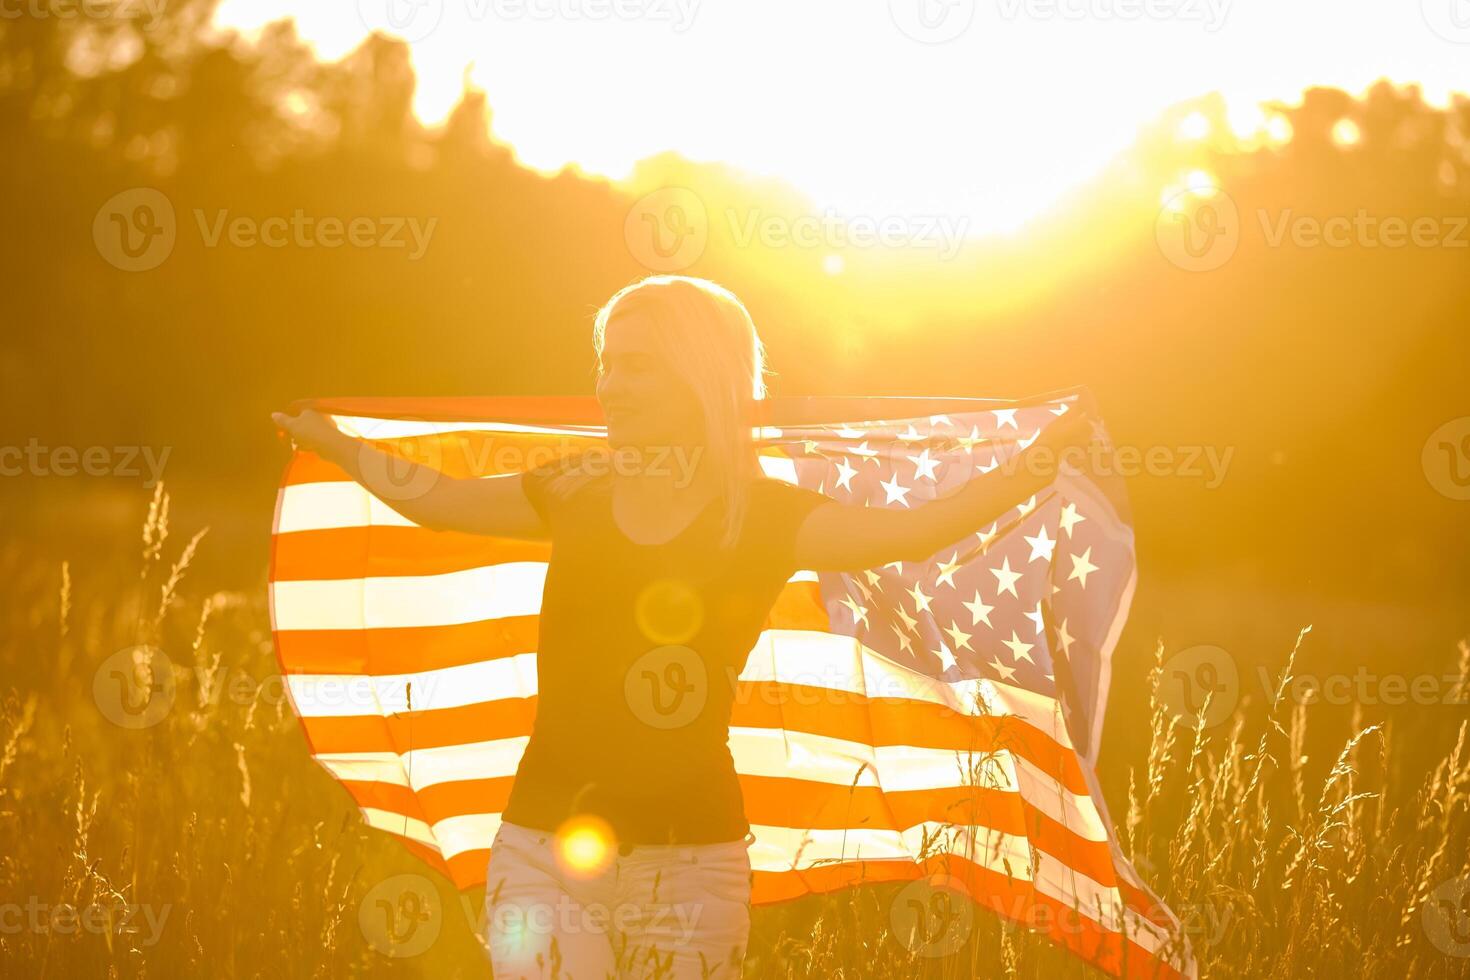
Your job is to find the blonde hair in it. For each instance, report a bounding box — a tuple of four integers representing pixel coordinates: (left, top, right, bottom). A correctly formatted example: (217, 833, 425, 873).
(548, 275, 771, 551)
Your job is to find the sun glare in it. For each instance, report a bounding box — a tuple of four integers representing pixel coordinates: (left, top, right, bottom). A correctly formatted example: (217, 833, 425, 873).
(210, 2, 1459, 238)
(554, 815, 615, 878)
(1177, 111, 1211, 141)
(1184, 170, 1219, 197)
(1332, 118, 1363, 147)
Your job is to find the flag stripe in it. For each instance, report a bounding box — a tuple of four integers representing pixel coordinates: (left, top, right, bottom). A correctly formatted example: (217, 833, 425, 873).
(273, 525, 551, 581)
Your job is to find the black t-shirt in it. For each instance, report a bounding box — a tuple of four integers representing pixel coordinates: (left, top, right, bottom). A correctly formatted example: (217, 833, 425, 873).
(502, 452, 831, 845)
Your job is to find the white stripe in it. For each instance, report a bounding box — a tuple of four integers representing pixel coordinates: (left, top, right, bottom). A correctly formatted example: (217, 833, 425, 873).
(271, 563, 548, 631)
(318, 737, 529, 789)
(746, 822, 1033, 875)
(361, 807, 434, 844)
(331, 416, 603, 439)
(276, 482, 418, 533)
(331, 417, 789, 444)
(360, 808, 503, 865)
(288, 653, 540, 715)
(757, 455, 799, 483)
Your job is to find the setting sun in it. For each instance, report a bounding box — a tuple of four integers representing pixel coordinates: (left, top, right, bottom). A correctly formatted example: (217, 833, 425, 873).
(212, 0, 1464, 237)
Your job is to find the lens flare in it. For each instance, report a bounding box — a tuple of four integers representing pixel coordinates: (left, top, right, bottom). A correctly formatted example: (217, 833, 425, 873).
(1332, 118, 1362, 147)
(1265, 115, 1294, 146)
(1177, 111, 1211, 141)
(553, 815, 615, 878)
(635, 577, 704, 645)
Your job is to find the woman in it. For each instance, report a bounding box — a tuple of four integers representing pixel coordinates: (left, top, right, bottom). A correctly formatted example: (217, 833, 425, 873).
(272, 274, 1092, 978)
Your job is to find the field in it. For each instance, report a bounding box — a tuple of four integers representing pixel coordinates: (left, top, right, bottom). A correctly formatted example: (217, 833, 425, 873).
(2, 485, 1466, 979)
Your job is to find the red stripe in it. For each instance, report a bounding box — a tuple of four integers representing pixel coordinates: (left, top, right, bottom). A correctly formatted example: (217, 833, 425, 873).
(276, 617, 541, 675)
(273, 526, 551, 580)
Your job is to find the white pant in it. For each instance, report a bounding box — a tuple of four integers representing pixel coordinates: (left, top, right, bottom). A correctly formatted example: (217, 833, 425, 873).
(482, 821, 753, 979)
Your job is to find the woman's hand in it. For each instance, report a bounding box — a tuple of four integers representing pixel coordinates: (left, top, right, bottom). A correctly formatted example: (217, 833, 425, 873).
(1043, 403, 1097, 452)
(272, 408, 345, 457)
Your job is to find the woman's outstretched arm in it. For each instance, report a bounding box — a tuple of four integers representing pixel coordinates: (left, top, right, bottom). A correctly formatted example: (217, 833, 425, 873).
(790, 409, 1095, 572)
(271, 408, 549, 539)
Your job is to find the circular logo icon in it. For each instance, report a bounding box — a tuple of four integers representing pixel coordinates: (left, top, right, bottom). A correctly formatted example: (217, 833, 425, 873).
(356, 0, 445, 42)
(1155, 185, 1239, 272)
(634, 578, 704, 645)
(1422, 0, 1470, 43)
(359, 874, 443, 957)
(624, 644, 707, 730)
(1423, 874, 1470, 957)
(1422, 416, 1470, 501)
(93, 645, 176, 729)
(624, 187, 708, 272)
(1158, 644, 1238, 730)
(352, 415, 445, 502)
(889, 873, 974, 957)
(888, 0, 976, 43)
(94, 188, 176, 272)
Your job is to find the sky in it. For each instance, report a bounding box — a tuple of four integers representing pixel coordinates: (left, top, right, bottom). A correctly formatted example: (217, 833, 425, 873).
(213, 0, 1469, 234)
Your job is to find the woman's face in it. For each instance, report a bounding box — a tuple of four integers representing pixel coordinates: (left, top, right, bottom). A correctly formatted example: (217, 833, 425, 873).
(596, 311, 704, 451)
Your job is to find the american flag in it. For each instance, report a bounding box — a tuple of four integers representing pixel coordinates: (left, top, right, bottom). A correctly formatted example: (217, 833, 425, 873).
(269, 391, 1192, 978)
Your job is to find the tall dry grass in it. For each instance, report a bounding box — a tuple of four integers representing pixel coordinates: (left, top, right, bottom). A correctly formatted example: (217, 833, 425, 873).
(0, 487, 1466, 978)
